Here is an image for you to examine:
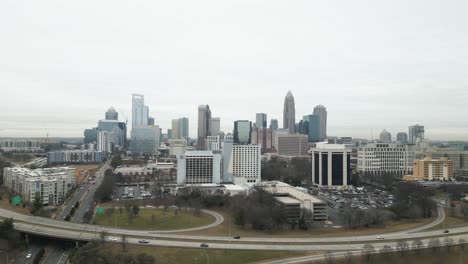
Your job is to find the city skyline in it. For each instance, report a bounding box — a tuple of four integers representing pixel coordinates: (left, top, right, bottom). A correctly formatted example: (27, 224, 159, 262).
(1, 1, 468, 140)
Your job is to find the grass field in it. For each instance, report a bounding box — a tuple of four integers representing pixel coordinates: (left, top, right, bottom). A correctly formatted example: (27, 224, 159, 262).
(104, 244, 319, 264)
(316, 247, 468, 264)
(177, 209, 436, 238)
(428, 208, 468, 231)
(94, 208, 214, 230)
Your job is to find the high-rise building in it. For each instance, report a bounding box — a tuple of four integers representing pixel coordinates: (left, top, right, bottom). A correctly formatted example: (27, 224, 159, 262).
(413, 157, 454, 181)
(379, 129, 392, 143)
(311, 143, 351, 188)
(84, 128, 98, 144)
(256, 113, 267, 129)
(283, 91, 296, 134)
(211, 117, 221, 136)
(270, 119, 279, 131)
(302, 115, 321, 143)
(172, 119, 180, 139)
(273, 129, 290, 150)
(179, 117, 190, 140)
(206, 135, 221, 151)
(277, 134, 309, 156)
(97, 130, 113, 153)
(357, 143, 415, 177)
(233, 120, 252, 145)
(167, 129, 173, 140)
(130, 125, 160, 155)
(396, 132, 408, 144)
(313, 105, 327, 141)
(148, 117, 155, 126)
(198, 105, 212, 150)
(177, 151, 222, 185)
(97, 120, 127, 148)
(105, 107, 118, 120)
(229, 144, 261, 185)
(408, 124, 425, 144)
(132, 94, 149, 128)
(251, 128, 273, 153)
(221, 134, 234, 182)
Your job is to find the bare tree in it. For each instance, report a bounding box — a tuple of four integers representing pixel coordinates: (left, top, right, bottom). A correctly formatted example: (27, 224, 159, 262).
(379, 245, 393, 257)
(362, 244, 375, 263)
(121, 234, 127, 251)
(396, 240, 409, 256)
(428, 238, 441, 254)
(444, 237, 454, 252)
(459, 238, 467, 251)
(99, 230, 108, 247)
(412, 239, 424, 255)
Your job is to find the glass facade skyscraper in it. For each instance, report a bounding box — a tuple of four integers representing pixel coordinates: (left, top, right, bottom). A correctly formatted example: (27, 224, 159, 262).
(233, 120, 252, 144)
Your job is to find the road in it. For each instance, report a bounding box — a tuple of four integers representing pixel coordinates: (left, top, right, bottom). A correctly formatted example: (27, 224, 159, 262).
(41, 161, 110, 264)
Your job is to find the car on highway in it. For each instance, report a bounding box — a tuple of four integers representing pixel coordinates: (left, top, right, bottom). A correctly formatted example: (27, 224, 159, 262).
(138, 240, 149, 244)
(26, 253, 32, 259)
(107, 237, 118, 241)
(233, 236, 241, 239)
(376, 235, 385, 240)
(200, 243, 209, 248)
(443, 230, 450, 234)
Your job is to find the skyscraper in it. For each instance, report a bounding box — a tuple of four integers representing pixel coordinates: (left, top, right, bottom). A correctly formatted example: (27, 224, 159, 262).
(172, 119, 180, 139)
(105, 107, 118, 120)
(233, 120, 252, 144)
(270, 119, 278, 131)
(302, 115, 320, 142)
(313, 105, 327, 141)
(147, 117, 155, 125)
(179, 117, 189, 140)
(256, 113, 267, 128)
(283, 91, 296, 134)
(408, 124, 425, 144)
(211, 117, 221, 136)
(198, 105, 212, 150)
(396, 132, 408, 143)
(131, 94, 149, 128)
(379, 129, 392, 143)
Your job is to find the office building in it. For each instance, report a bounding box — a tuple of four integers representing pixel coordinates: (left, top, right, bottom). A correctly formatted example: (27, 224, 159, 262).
(413, 157, 454, 181)
(97, 119, 127, 148)
(357, 143, 415, 177)
(270, 119, 279, 131)
(233, 120, 252, 145)
(283, 91, 296, 134)
(130, 125, 161, 155)
(84, 128, 98, 144)
(301, 115, 321, 143)
(167, 129, 173, 140)
(179, 117, 190, 140)
(448, 141, 465, 151)
(379, 129, 392, 143)
(97, 130, 113, 153)
(198, 105, 212, 150)
(256, 113, 267, 129)
(251, 128, 273, 153)
(416, 148, 468, 179)
(258, 181, 328, 221)
(47, 150, 104, 165)
(409, 124, 425, 144)
(273, 129, 290, 150)
(211, 117, 221, 136)
(206, 135, 221, 151)
(172, 119, 180, 139)
(148, 117, 155, 126)
(169, 139, 187, 157)
(396, 132, 408, 144)
(229, 144, 261, 184)
(0, 139, 42, 152)
(221, 134, 234, 182)
(177, 151, 222, 185)
(105, 107, 118, 120)
(132, 94, 149, 128)
(3, 167, 76, 205)
(310, 143, 351, 188)
(313, 105, 327, 141)
(277, 134, 309, 157)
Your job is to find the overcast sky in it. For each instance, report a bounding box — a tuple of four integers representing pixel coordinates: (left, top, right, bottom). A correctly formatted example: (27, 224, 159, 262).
(1, 0, 467, 140)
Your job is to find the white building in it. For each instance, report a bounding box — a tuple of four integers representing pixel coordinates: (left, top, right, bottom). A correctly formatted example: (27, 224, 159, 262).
(0, 139, 42, 152)
(3, 167, 76, 205)
(206, 135, 221, 151)
(310, 143, 351, 188)
(169, 139, 187, 157)
(357, 143, 415, 177)
(177, 151, 222, 185)
(114, 162, 175, 176)
(97, 130, 113, 153)
(228, 144, 261, 185)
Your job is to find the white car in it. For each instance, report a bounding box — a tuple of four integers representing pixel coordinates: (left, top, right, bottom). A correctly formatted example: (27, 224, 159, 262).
(26, 253, 32, 259)
(107, 237, 119, 242)
(377, 235, 385, 240)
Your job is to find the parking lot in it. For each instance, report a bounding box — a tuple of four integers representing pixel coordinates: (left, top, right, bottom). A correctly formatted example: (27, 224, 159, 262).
(113, 184, 155, 201)
(314, 186, 396, 225)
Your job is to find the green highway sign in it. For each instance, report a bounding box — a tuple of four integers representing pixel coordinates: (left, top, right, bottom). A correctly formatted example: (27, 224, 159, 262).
(96, 207, 104, 214)
(12, 196, 22, 206)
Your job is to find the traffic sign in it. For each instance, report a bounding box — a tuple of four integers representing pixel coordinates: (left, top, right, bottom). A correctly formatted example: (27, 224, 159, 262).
(12, 196, 22, 206)
(96, 207, 104, 214)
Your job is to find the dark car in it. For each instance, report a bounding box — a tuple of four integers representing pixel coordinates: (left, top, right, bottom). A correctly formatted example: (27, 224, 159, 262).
(233, 236, 241, 239)
(200, 243, 209, 248)
(138, 240, 149, 244)
(443, 230, 450, 234)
